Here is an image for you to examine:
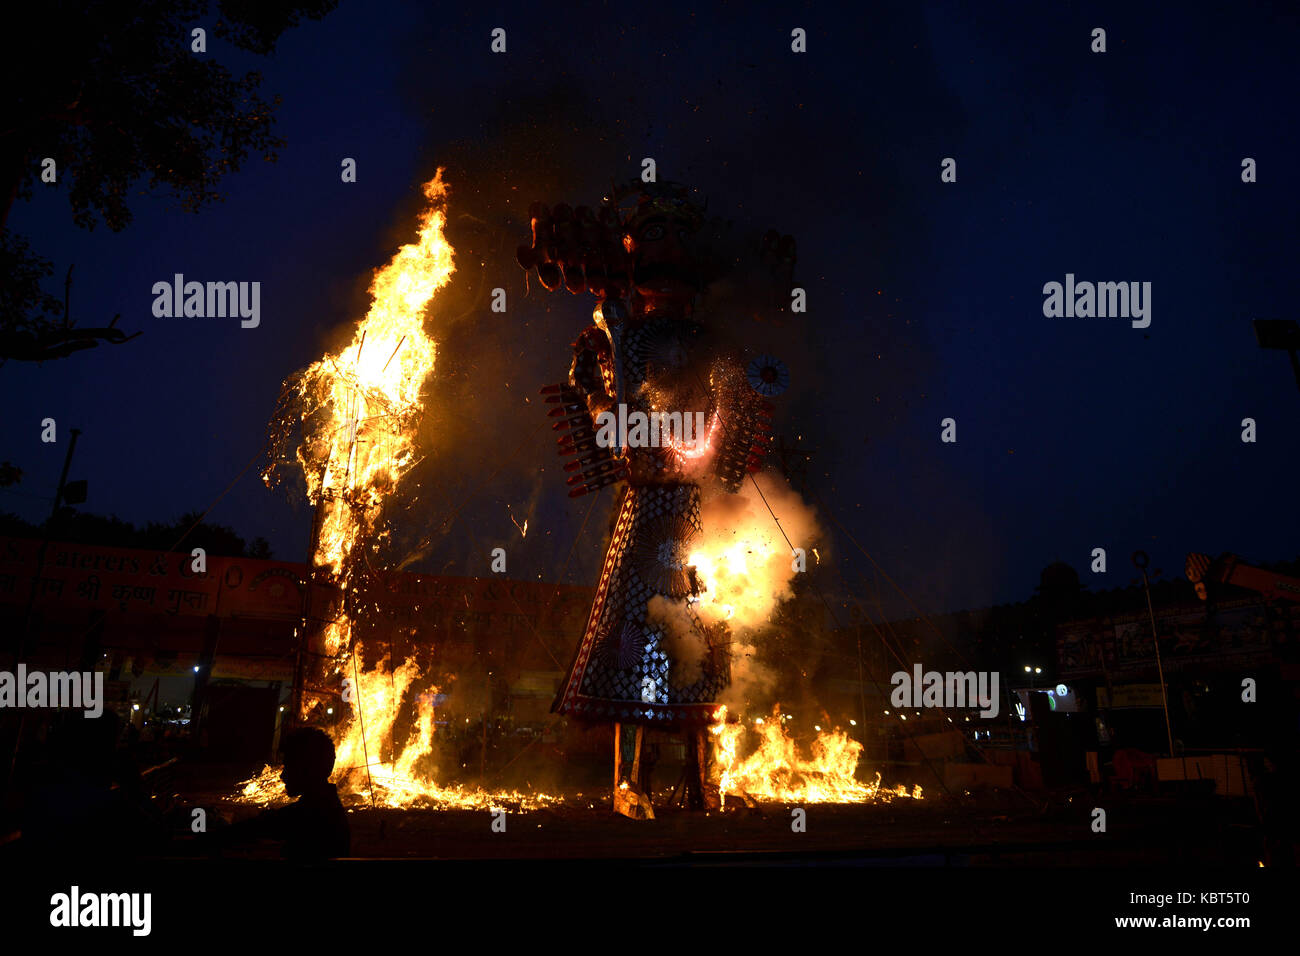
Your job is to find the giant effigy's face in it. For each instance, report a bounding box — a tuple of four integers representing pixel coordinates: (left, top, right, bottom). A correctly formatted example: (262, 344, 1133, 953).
(623, 212, 703, 306)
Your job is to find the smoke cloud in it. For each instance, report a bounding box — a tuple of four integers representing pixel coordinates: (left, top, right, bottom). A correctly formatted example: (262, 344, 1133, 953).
(636, 472, 823, 712)
(646, 594, 707, 687)
(689, 471, 822, 632)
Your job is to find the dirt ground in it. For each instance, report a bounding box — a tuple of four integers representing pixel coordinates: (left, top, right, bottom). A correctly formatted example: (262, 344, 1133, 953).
(193, 782, 1264, 865)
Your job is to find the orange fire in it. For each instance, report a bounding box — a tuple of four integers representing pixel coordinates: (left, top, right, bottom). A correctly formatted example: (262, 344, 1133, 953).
(709, 706, 921, 806)
(250, 171, 556, 810)
(686, 472, 818, 630)
(683, 478, 920, 803)
(238, 662, 555, 810)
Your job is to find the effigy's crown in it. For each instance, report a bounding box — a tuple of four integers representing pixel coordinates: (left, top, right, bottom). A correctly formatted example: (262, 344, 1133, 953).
(607, 180, 707, 234)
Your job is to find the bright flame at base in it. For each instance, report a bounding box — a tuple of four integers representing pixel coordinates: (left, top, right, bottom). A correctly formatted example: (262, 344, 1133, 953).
(237, 657, 558, 810)
(235, 765, 557, 812)
(709, 706, 922, 806)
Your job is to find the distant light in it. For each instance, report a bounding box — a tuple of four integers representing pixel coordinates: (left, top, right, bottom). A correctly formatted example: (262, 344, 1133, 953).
(1024, 666, 1031, 672)
(1056, 684, 1068, 696)
(883, 710, 889, 715)
(326, 707, 334, 715)
(899, 714, 907, 721)
(814, 725, 821, 732)
(193, 666, 200, 673)
(849, 720, 856, 726)
(132, 704, 140, 711)
(279, 706, 285, 712)
(1034, 667, 1041, 674)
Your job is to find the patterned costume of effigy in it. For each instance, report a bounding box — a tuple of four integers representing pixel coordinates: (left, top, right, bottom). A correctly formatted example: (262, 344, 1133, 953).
(518, 181, 795, 815)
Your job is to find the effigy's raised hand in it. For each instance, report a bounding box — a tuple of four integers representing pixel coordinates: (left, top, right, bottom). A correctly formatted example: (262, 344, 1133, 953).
(517, 201, 630, 298)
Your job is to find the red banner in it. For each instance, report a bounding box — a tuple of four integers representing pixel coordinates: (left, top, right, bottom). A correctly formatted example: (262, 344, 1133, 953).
(0, 537, 591, 633)
(0, 537, 305, 620)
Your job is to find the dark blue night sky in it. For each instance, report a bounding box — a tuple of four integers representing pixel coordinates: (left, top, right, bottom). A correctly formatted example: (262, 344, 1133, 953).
(3, 1, 1297, 616)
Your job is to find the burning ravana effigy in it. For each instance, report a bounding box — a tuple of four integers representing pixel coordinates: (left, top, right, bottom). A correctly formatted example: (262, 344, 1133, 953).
(236, 170, 918, 815)
(519, 179, 801, 817)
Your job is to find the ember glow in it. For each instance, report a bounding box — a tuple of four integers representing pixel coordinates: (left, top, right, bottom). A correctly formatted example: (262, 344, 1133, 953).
(687, 474, 817, 630)
(684, 475, 907, 805)
(254, 172, 557, 810)
(665, 412, 721, 462)
(709, 706, 921, 806)
(236, 661, 555, 810)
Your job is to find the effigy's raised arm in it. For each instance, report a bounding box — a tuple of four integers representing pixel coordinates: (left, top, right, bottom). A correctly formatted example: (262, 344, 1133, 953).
(516, 201, 630, 300)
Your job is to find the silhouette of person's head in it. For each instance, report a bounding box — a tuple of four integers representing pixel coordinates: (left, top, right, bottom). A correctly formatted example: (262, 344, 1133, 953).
(279, 727, 335, 798)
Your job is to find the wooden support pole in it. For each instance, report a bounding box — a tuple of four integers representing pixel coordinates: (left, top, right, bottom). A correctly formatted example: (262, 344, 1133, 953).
(630, 725, 644, 785)
(613, 721, 622, 790)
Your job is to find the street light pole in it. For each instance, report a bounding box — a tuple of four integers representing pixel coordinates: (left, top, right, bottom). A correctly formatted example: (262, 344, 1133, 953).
(16, 427, 82, 662)
(7, 427, 82, 791)
(1132, 551, 1176, 757)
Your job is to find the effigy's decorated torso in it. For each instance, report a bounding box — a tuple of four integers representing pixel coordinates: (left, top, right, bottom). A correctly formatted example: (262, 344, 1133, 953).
(572, 309, 720, 484)
(520, 181, 789, 729)
(558, 311, 736, 724)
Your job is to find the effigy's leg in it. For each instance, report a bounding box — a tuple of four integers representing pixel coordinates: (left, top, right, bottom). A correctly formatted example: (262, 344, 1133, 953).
(630, 725, 644, 783)
(613, 723, 654, 819)
(697, 727, 721, 810)
(683, 731, 703, 809)
(612, 721, 622, 792)
(637, 736, 657, 795)
(681, 728, 722, 810)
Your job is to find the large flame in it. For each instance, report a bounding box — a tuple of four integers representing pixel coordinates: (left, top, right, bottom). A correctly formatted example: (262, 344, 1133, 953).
(305, 172, 450, 600)
(687, 474, 817, 631)
(250, 171, 556, 811)
(238, 662, 555, 810)
(684, 479, 917, 805)
(709, 706, 921, 806)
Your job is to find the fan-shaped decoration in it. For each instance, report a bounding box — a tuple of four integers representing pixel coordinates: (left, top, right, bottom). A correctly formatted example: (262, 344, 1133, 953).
(629, 514, 699, 598)
(597, 620, 650, 671)
(746, 354, 789, 396)
(646, 332, 691, 374)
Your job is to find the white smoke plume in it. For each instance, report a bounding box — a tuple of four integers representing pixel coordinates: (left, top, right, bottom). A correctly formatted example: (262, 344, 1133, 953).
(651, 470, 823, 710)
(689, 471, 822, 632)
